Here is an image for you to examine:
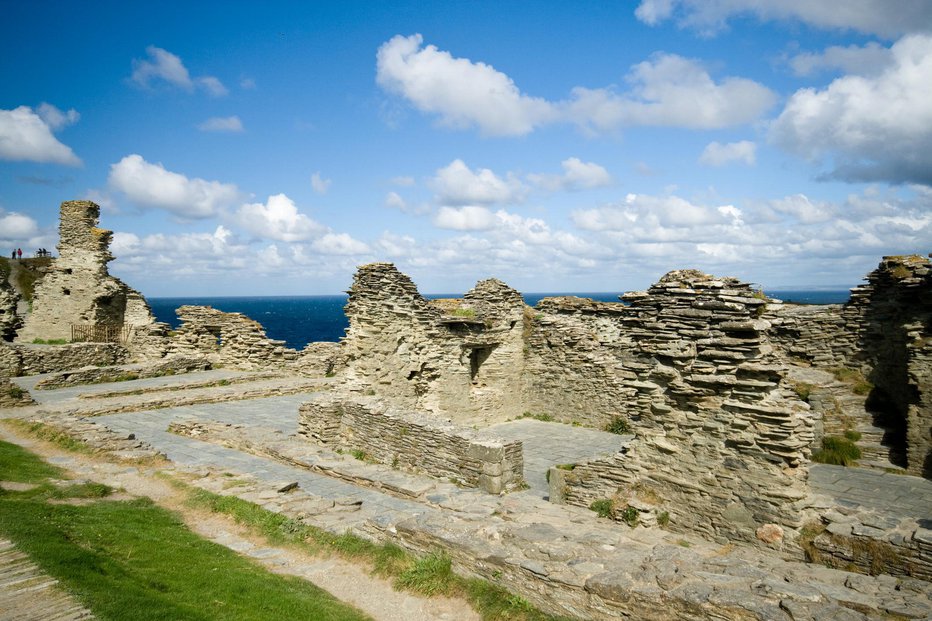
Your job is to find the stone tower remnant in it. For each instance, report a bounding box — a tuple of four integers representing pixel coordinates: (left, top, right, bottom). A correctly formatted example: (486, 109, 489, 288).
(16, 200, 154, 344)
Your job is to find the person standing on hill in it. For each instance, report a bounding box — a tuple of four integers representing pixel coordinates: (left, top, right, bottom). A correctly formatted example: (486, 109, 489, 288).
(16, 248, 22, 260)
(9, 250, 14, 260)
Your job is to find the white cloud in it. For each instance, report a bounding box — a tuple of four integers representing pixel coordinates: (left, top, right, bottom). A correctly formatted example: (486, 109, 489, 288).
(108, 154, 240, 218)
(197, 116, 243, 132)
(767, 194, 835, 224)
(573, 192, 742, 236)
(385, 191, 407, 210)
(567, 54, 775, 132)
(789, 42, 893, 77)
(771, 34, 932, 186)
(82, 189, 117, 213)
(111, 225, 252, 276)
(528, 157, 612, 191)
(0, 105, 81, 166)
(376, 34, 557, 136)
(310, 172, 331, 195)
(197, 76, 228, 97)
(433, 206, 498, 231)
(0, 211, 39, 240)
(310, 232, 370, 255)
(634, 0, 932, 38)
(130, 46, 227, 96)
(431, 159, 526, 206)
(36, 103, 79, 130)
(377, 35, 775, 136)
(235, 194, 325, 242)
(699, 140, 756, 166)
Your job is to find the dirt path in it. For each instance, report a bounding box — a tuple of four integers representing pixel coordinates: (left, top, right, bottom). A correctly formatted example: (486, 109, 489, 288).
(0, 424, 480, 621)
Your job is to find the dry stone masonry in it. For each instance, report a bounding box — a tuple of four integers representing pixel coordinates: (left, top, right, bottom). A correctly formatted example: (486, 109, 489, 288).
(298, 394, 524, 493)
(16, 201, 155, 345)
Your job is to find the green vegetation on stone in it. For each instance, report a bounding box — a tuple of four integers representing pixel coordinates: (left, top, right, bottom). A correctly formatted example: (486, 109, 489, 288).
(31, 338, 69, 345)
(520, 412, 554, 422)
(830, 367, 873, 395)
(604, 417, 630, 434)
(589, 498, 613, 518)
(3, 419, 94, 454)
(619, 506, 639, 527)
(791, 382, 814, 402)
(811, 435, 862, 466)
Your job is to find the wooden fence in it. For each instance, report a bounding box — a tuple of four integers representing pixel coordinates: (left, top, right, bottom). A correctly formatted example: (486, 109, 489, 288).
(70, 324, 132, 344)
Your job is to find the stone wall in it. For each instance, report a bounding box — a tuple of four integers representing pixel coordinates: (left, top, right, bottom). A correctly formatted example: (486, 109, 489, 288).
(33, 355, 210, 390)
(16, 201, 155, 344)
(0, 274, 21, 341)
(298, 395, 524, 494)
(340, 263, 528, 424)
(0, 342, 128, 376)
(542, 271, 813, 544)
(167, 305, 298, 369)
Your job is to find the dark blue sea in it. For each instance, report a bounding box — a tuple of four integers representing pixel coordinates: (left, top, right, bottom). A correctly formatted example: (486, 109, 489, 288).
(149, 290, 851, 350)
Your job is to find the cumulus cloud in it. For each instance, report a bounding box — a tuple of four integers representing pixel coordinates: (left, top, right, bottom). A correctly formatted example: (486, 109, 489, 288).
(573, 192, 743, 236)
(433, 206, 499, 231)
(130, 46, 227, 96)
(566, 54, 776, 132)
(0, 105, 81, 165)
(0, 211, 39, 240)
(310, 172, 332, 195)
(235, 194, 325, 242)
(385, 191, 407, 210)
(310, 233, 370, 255)
(770, 34, 932, 186)
(431, 159, 526, 206)
(634, 0, 932, 38)
(789, 42, 893, 77)
(111, 225, 252, 276)
(376, 34, 557, 136)
(197, 116, 243, 132)
(377, 35, 775, 136)
(108, 154, 240, 218)
(528, 158, 612, 191)
(36, 103, 79, 130)
(699, 140, 756, 166)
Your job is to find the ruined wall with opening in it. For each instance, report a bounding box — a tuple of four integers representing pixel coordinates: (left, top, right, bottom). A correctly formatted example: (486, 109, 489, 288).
(339, 263, 528, 424)
(16, 200, 154, 344)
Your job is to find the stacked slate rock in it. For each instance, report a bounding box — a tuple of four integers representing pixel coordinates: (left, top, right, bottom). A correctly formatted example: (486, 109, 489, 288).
(550, 270, 815, 545)
(169, 305, 297, 369)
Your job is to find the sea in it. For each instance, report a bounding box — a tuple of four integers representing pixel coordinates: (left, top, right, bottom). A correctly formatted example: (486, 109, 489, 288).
(149, 290, 852, 351)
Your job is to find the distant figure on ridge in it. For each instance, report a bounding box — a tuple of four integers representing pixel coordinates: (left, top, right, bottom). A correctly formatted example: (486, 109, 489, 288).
(16, 248, 21, 260)
(10, 250, 14, 260)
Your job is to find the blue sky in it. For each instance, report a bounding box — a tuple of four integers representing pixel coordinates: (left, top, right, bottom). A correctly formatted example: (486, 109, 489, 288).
(2, 1, 930, 296)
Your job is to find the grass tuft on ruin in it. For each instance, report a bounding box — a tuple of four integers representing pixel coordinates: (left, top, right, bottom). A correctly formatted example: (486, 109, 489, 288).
(811, 435, 862, 466)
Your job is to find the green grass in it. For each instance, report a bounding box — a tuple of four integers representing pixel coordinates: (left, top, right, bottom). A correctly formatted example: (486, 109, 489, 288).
(604, 417, 630, 434)
(811, 435, 862, 466)
(451, 308, 477, 318)
(843, 429, 862, 442)
(520, 412, 554, 422)
(183, 483, 573, 621)
(830, 367, 873, 395)
(791, 382, 814, 402)
(31, 338, 69, 345)
(3, 419, 94, 454)
(0, 440, 371, 621)
(589, 498, 613, 518)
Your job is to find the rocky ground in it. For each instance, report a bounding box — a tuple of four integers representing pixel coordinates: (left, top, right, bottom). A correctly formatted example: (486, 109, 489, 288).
(2, 368, 931, 620)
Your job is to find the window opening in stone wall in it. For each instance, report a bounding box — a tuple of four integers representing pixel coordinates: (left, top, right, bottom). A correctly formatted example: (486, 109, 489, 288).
(62, 288, 70, 295)
(469, 346, 495, 383)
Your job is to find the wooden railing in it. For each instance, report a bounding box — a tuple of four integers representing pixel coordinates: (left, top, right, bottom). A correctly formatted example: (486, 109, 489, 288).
(70, 324, 132, 344)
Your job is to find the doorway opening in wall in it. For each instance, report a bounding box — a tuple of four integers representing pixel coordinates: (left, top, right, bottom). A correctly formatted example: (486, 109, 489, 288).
(469, 346, 495, 383)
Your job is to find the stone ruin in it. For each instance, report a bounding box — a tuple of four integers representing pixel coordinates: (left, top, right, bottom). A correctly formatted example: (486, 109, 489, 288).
(315, 257, 932, 554)
(16, 200, 155, 344)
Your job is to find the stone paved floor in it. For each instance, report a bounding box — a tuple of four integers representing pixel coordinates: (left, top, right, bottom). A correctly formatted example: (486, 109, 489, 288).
(481, 419, 630, 496)
(0, 538, 95, 620)
(809, 464, 932, 523)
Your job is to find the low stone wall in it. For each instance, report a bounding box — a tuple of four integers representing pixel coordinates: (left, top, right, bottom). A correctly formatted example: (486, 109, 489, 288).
(34, 355, 211, 389)
(808, 517, 932, 581)
(0, 343, 128, 376)
(298, 395, 524, 493)
(168, 305, 298, 369)
(0, 376, 34, 407)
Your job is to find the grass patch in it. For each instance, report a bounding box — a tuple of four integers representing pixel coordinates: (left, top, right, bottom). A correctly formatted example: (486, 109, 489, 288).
(657, 511, 670, 527)
(830, 367, 873, 395)
(6, 383, 25, 400)
(3, 419, 94, 454)
(589, 498, 613, 518)
(395, 550, 455, 596)
(0, 438, 65, 482)
(0, 443, 370, 621)
(811, 435, 862, 466)
(520, 412, 554, 422)
(604, 417, 630, 434)
(451, 308, 477, 318)
(183, 482, 572, 620)
(791, 382, 814, 402)
(843, 429, 862, 442)
(619, 506, 639, 527)
(31, 338, 69, 345)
